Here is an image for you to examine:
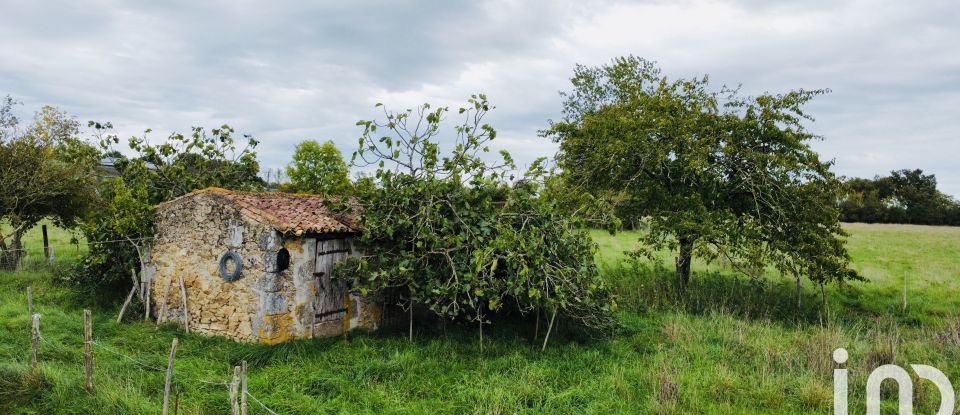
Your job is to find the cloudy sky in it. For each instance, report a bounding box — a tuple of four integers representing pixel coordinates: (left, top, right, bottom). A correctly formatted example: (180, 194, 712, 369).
(2, 0, 958, 195)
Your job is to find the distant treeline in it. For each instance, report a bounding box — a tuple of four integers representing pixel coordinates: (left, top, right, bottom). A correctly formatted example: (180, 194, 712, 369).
(840, 169, 960, 226)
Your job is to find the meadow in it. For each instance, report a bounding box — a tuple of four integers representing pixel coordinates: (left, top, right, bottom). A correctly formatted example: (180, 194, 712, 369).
(1, 223, 959, 414)
(0, 221, 87, 267)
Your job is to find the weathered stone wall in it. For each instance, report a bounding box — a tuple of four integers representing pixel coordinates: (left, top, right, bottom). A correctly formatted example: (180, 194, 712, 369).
(151, 192, 270, 341)
(150, 191, 379, 343)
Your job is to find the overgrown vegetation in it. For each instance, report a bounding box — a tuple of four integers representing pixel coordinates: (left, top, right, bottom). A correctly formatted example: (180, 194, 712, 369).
(336, 96, 617, 342)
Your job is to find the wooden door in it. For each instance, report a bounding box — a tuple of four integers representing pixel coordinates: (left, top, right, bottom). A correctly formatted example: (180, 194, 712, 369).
(313, 238, 351, 322)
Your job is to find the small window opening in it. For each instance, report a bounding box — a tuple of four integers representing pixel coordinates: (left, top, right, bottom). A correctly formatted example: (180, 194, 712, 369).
(277, 248, 290, 272)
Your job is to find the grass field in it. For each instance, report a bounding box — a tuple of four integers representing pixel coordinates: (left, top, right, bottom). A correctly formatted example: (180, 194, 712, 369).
(0, 220, 87, 264)
(2, 223, 959, 414)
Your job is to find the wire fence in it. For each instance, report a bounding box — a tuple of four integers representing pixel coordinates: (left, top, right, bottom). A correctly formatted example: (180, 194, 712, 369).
(247, 392, 280, 415)
(25, 306, 282, 414)
(0, 246, 60, 270)
(89, 340, 166, 372)
(2, 231, 334, 413)
(4, 232, 345, 413)
(0, 234, 198, 270)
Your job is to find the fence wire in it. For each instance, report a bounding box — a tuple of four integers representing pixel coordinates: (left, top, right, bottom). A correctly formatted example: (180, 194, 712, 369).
(28, 313, 282, 414)
(90, 340, 166, 372)
(0, 234, 192, 269)
(246, 391, 280, 415)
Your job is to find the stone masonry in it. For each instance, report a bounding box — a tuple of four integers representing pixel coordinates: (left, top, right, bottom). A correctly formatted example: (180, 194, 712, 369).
(149, 188, 378, 343)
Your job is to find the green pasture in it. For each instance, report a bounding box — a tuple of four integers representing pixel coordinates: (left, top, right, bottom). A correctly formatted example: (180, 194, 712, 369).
(2, 223, 959, 414)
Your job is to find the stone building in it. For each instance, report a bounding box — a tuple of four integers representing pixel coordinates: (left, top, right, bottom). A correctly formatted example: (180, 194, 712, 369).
(148, 187, 378, 343)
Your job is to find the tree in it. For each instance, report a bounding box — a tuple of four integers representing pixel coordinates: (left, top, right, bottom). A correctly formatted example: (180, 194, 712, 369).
(543, 56, 860, 289)
(0, 95, 20, 141)
(285, 140, 351, 196)
(839, 170, 960, 226)
(121, 124, 263, 202)
(73, 122, 263, 287)
(333, 96, 617, 344)
(0, 102, 99, 269)
(540, 173, 627, 232)
(887, 169, 946, 224)
(839, 177, 886, 223)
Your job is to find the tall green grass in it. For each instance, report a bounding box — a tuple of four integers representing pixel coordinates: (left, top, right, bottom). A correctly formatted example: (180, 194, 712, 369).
(594, 223, 960, 326)
(0, 219, 87, 263)
(1, 223, 959, 413)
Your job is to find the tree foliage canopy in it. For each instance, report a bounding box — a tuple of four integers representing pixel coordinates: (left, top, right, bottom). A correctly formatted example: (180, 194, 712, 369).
(285, 139, 351, 196)
(333, 95, 617, 332)
(543, 57, 860, 287)
(73, 122, 263, 286)
(840, 169, 960, 226)
(0, 99, 99, 268)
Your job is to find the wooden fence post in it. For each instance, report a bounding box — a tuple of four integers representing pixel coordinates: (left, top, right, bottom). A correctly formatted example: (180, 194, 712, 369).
(31, 314, 40, 372)
(144, 277, 152, 322)
(230, 365, 241, 415)
(241, 360, 248, 415)
(902, 271, 908, 311)
(533, 309, 540, 342)
(162, 338, 178, 415)
(26, 286, 33, 316)
(117, 284, 138, 324)
(84, 309, 94, 392)
(42, 224, 49, 261)
(541, 308, 557, 352)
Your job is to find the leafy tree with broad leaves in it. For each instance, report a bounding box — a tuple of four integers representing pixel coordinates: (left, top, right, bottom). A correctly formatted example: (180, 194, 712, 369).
(285, 139, 352, 196)
(841, 169, 960, 225)
(333, 95, 617, 346)
(540, 173, 636, 231)
(72, 122, 263, 287)
(0, 100, 99, 269)
(543, 57, 860, 295)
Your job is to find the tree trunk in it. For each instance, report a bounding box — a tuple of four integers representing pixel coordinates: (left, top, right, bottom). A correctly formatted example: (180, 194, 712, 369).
(820, 282, 826, 309)
(820, 281, 828, 321)
(533, 309, 540, 342)
(675, 237, 694, 287)
(478, 317, 483, 354)
(2, 229, 27, 271)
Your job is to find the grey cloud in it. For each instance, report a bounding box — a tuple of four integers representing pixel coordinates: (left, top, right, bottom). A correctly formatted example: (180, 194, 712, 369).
(2, 0, 959, 196)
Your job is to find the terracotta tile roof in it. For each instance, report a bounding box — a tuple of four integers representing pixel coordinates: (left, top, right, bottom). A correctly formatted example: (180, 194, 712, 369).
(162, 187, 360, 236)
